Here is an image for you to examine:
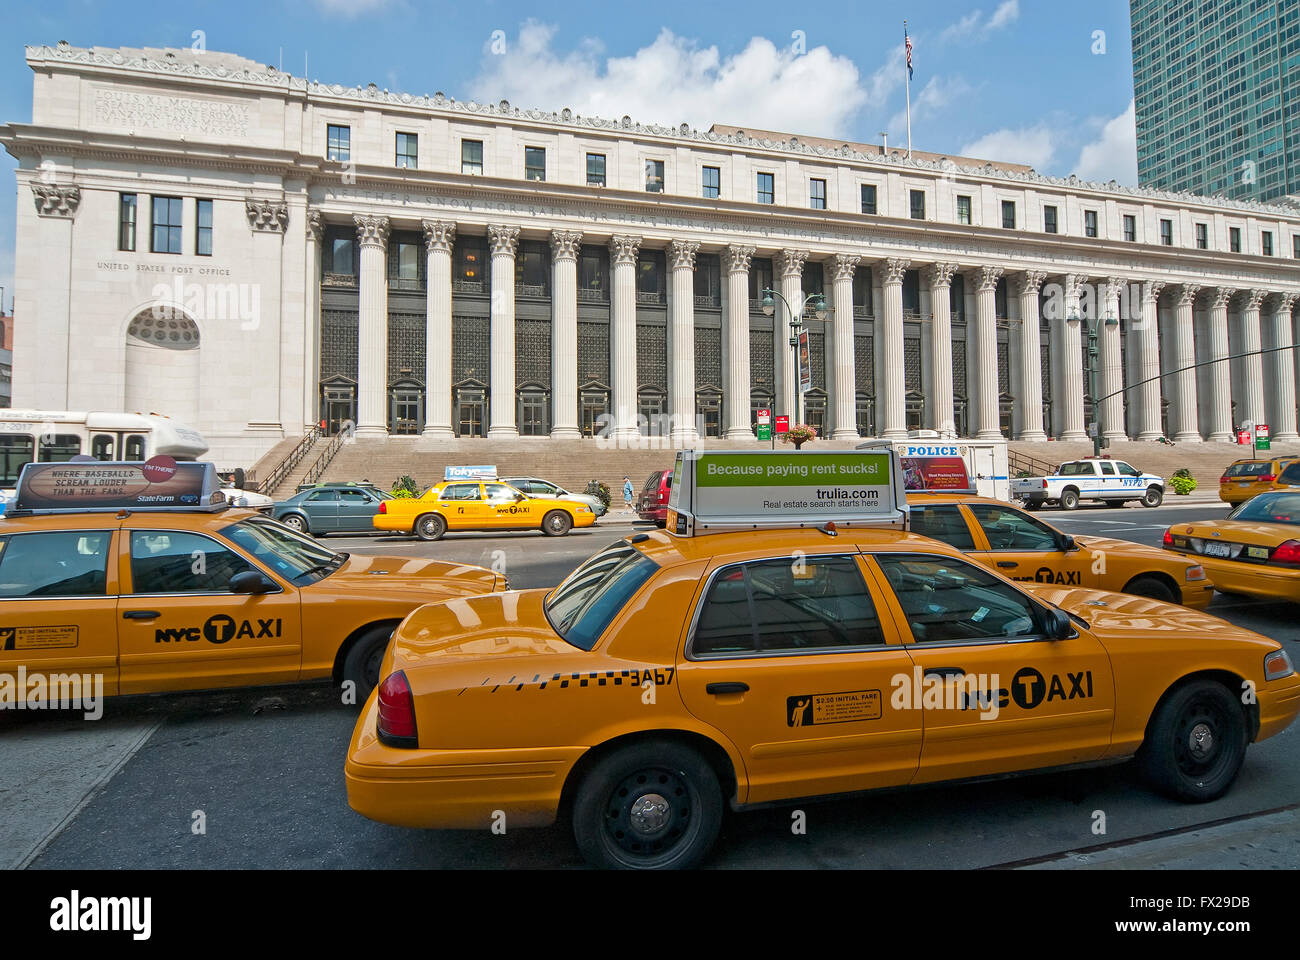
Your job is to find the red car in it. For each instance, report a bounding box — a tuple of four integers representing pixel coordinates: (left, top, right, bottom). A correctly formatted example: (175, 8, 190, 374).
(635, 469, 673, 526)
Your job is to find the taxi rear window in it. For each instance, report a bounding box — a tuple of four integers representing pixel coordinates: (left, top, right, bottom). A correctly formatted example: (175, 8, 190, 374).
(545, 542, 658, 651)
(1227, 493, 1300, 524)
(1225, 462, 1273, 478)
(1280, 462, 1300, 484)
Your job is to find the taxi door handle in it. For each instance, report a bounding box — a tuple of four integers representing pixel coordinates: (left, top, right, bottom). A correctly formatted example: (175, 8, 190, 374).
(996, 561, 1018, 568)
(924, 667, 966, 679)
(706, 682, 749, 695)
(122, 610, 161, 620)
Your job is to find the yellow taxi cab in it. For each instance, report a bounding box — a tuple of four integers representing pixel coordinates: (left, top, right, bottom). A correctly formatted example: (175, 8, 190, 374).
(1218, 457, 1300, 505)
(346, 449, 1300, 869)
(1164, 489, 1300, 602)
(374, 477, 596, 541)
(0, 460, 503, 704)
(909, 494, 1212, 608)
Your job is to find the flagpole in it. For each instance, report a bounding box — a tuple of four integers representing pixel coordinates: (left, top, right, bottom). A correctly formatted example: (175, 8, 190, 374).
(904, 21, 913, 159)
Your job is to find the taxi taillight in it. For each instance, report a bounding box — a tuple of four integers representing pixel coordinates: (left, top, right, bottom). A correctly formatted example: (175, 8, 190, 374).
(1271, 540, 1300, 567)
(1162, 527, 1173, 547)
(377, 501, 387, 514)
(1260, 474, 1277, 483)
(1219, 475, 1230, 484)
(377, 671, 418, 747)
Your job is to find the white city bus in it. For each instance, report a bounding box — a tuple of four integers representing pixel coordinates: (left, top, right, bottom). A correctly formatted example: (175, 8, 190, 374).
(0, 410, 208, 487)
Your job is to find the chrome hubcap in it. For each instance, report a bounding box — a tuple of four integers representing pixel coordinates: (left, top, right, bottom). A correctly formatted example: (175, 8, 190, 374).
(629, 794, 670, 835)
(1188, 722, 1214, 760)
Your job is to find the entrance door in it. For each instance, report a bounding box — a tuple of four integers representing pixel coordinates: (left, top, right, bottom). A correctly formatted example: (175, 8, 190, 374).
(323, 381, 357, 436)
(581, 391, 609, 437)
(456, 387, 487, 438)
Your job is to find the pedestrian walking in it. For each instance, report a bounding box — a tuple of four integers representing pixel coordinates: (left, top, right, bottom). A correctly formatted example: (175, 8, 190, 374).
(623, 476, 634, 513)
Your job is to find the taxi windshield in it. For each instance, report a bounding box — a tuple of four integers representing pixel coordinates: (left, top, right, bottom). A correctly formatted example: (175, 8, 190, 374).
(221, 517, 346, 584)
(544, 541, 658, 651)
(1227, 493, 1300, 525)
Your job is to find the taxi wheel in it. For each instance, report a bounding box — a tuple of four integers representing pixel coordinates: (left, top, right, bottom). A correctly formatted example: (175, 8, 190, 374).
(281, 514, 309, 534)
(414, 513, 446, 541)
(573, 742, 723, 870)
(342, 624, 393, 704)
(1141, 486, 1164, 508)
(1059, 489, 1080, 511)
(1124, 575, 1177, 603)
(1138, 680, 1247, 803)
(542, 510, 572, 537)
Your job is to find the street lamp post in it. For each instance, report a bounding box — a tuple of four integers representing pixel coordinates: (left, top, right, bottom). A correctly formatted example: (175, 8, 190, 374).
(761, 288, 828, 428)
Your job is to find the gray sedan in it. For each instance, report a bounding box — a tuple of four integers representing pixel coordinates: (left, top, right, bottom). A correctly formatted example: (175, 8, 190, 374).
(271, 486, 394, 536)
(499, 476, 607, 517)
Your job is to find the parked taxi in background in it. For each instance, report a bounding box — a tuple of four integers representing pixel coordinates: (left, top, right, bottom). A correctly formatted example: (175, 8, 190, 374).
(0, 460, 503, 705)
(346, 448, 1298, 869)
(1165, 490, 1300, 602)
(1219, 457, 1300, 505)
(909, 494, 1212, 608)
(373, 478, 596, 541)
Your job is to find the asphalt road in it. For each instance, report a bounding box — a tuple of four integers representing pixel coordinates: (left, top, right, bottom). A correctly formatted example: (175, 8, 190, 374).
(8, 501, 1300, 870)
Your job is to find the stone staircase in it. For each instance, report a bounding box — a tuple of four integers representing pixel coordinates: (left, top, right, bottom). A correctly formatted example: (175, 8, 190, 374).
(259, 435, 330, 499)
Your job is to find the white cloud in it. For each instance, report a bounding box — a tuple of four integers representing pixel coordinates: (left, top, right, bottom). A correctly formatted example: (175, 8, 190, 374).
(1071, 100, 1138, 185)
(940, 11, 984, 44)
(959, 125, 1057, 169)
(988, 0, 1020, 31)
(887, 75, 972, 133)
(310, 0, 391, 18)
(469, 23, 868, 138)
(939, 2, 1019, 43)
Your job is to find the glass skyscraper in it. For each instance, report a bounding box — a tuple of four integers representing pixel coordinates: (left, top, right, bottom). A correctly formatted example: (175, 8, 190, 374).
(1132, 0, 1300, 201)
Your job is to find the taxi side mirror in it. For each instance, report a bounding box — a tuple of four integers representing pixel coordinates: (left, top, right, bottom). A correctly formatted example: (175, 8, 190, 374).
(230, 571, 276, 594)
(515, 492, 526, 501)
(1059, 534, 1077, 552)
(1045, 606, 1077, 640)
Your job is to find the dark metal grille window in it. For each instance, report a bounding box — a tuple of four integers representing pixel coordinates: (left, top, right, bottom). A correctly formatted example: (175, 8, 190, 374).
(751, 329, 774, 388)
(525, 146, 546, 181)
(646, 159, 664, 193)
(455, 236, 487, 293)
(579, 246, 608, 301)
(327, 124, 350, 161)
(902, 270, 921, 316)
(953, 339, 967, 398)
(861, 184, 877, 214)
(119, 194, 137, 252)
(637, 251, 665, 304)
(321, 310, 359, 382)
(853, 268, 872, 317)
(325, 227, 357, 280)
(904, 338, 921, 391)
(151, 196, 183, 254)
(578, 321, 610, 384)
(855, 335, 874, 393)
(515, 241, 550, 297)
(462, 140, 484, 175)
(694, 254, 721, 307)
(452, 315, 490, 384)
(516, 318, 551, 387)
(396, 132, 418, 168)
(748, 259, 774, 301)
(757, 172, 774, 204)
(802, 262, 824, 303)
(1125, 215, 1137, 242)
(997, 340, 1010, 394)
(196, 199, 213, 256)
(910, 190, 925, 220)
(388, 238, 425, 290)
(702, 166, 720, 198)
(810, 332, 826, 390)
(1044, 205, 1058, 234)
(1040, 340, 1051, 402)
(387, 312, 425, 385)
(810, 179, 826, 210)
(695, 327, 722, 388)
(637, 324, 667, 391)
(1085, 209, 1098, 237)
(587, 153, 606, 186)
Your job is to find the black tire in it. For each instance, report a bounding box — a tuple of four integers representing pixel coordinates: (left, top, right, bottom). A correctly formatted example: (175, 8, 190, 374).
(341, 624, 394, 706)
(280, 513, 309, 534)
(1142, 485, 1164, 508)
(572, 741, 723, 870)
(542, 510, 572, 537)
(1125, 575, 1178, 603)
(1023, 499, 1043, 511)
(1059, 488, 1080, 511)
(414, 513, 446, 541)
(1137, 680, 1248, 802)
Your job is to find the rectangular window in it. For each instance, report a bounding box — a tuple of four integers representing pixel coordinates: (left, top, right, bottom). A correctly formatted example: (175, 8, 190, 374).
(118, 193, 137, 252)
(396, 241, 420, 281)
(151, 196, 183, 254)
(1293, 235, 1300, 259)
(1042, 204, 1057, 233)
(326, 124, 350, 161)
(809, 178, 826, 210)
(196, 199, 213, 257)
(1001, 200, 1016, 229)
(525, 146, 546, 181)
(462, 139, 484, 175)
(757, 172, 774, 204)
(586, 153, 606, 187)
(1123, 214, 1137, 242)
(702, 165, 720, 198)
(1196, 223, 1208, 249)
(1230, 227, 1241, 252)
(1263, 231, 1274, 256)
(1160, 219, 1173, 245)
(0, 531, 111, 599)
(1084, 209, 1098, 237)
(861, 183, 877, 214)
(910, 190, 925, 220)
(395, 132, 418, 168)
(645, 159, 664, 193)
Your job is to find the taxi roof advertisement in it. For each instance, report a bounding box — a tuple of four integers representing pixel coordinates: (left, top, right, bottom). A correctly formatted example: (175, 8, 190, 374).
(13, 459, 220, 511)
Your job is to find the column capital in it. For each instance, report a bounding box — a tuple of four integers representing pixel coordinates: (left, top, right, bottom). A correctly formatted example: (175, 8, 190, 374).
(354, 213, 390, 249)
(488, 224, 520, 257)
(828, 253, 861, 282)
(723, 244, 755, 274)
(609, 234, 642, 265)
(246, 199, 289, 233)
(1142, 280, 1166, 303)
(775, 249, 810, 279)
(1274, 291, 1300, 314)
(1063, 273, 1086, 300)
(927, 262, 958, 289)
(1212, 286, 1236, 309)
(549, 229, 583, 262)
(977, 265, 1003, 292)
(306, 208, 323, 243)
(1104, 277, 1125, 300)
(1014, 269, 1048, 297)
(31, 182, 81, 218)
(668, 239, 700, 271)
(1243, 288, 1268, 312)
(422, 219, 457, 254)
(1176, 283, 1201, 306)
(881, 257, 911, 284)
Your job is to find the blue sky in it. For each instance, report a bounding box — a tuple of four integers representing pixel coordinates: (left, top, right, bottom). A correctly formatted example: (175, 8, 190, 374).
(0, 0, 1139, 313)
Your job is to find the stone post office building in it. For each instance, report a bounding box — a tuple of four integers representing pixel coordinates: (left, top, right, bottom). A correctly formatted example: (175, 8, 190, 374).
(5, 43, 1300, 465)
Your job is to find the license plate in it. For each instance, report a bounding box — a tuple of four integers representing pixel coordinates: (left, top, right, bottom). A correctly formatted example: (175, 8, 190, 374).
(1247, 546, 1269, 559)
(1239, 482, 1252, 488)
(1204, 542, 1232, 558)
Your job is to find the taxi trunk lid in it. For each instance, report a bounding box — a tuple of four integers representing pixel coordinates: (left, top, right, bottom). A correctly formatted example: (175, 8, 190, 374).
(330, 553, 502, 595)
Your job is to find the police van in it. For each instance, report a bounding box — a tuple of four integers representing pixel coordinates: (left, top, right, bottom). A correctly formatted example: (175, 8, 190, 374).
(858, 439, 1010, 501)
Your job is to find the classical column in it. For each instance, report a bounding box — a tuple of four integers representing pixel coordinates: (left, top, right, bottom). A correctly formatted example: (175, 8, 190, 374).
(25, 184, 80, 408)
(1057, 274, 1087, 440)
(973, 265, 1003, 439)
(828, 253, 862, 440)
(1136, 281, 1166, 440)
(354, 214, 390, 438)
(1171, 284, 1202, 443)
(304, 210, 322, 430)
(1267, 293, 1300, 441)
(774, 249, 809, 421)
(723, 244, 755, 439)
(1206, 287, 1235, 441)
(609, 235, 642, 441)
(1238, 288, 1267, 428)
(421, 220, 456, 438)
(668, 240, 701, 444)
(1100, 277, 1126, 440)
(549, 230, 582, 439)
(879, 257, 910, 439)
(486, 224, 520, 439)
(1015, 270, 1048, 440)
(925, 263, 958, 438)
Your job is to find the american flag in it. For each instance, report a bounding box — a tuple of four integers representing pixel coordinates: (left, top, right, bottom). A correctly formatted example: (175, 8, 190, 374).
(905, 25, 913, 81)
